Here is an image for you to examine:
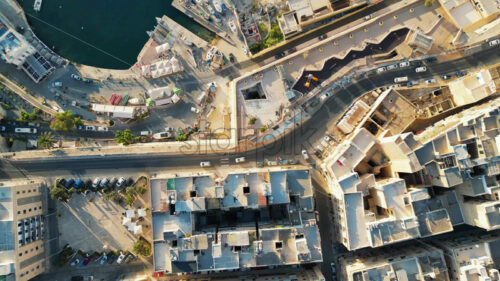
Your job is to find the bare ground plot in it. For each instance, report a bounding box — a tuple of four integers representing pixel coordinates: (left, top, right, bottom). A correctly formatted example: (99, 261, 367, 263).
(57, 193, 136, 252)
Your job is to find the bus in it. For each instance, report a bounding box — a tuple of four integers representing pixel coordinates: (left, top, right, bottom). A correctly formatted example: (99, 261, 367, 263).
(15, 128, 37, 134)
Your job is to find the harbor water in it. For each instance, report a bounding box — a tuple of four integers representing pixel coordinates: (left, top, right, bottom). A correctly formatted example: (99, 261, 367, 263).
(16, 0, 215, 69)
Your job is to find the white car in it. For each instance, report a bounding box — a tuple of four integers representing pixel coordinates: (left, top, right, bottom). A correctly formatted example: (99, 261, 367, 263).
(116, 177, 126, 187)
(235, 157, 246, 163)
(386, 64, 398, 70)
(489, 39, 500, 46)
(99, 178, 109, 188)
(301, 150, 309, 160)
(71, 74, 81, 80)
(425, 78, 436, 84)
(319, 92, 330, 101)
(200, 161, 211, 167)
(52, 81, 62, 87)
(92, 178, 100, 188)
(97, 126, 108, 132)
(85, 125, 96, 131)
(399, 61, 410, 67)
(116, 253, 126, 264)
(415, 66, 427, 73)
(70, 259, 80, 266)
(324, 135, 334, 144)
(331, 262, 337, 273)
(165, 127, 174, 132)
(376, 67, 386, 73)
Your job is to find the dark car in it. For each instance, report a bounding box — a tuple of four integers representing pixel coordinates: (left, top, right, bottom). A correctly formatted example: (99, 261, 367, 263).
(318, 34, 327, 40)
(107, 254, 116, 264)
(274, 52, 285, 59)
(74, 179, 84, 189)
(287, 47, 297, 54)
(65, 179, 75, 189)
(82, 258, 91, 266)
(424, 56, 437, 63)
(229, 53, 235, 63)
(456, 71, 467, 77)
(82, 78, 93, 83)
(109, 178, 118, 187)
(57, 178, 67, 187)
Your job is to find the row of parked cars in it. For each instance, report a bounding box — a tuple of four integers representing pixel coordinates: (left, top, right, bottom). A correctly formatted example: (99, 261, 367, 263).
(70, 251, 136, 269)
(57, 177, 134, 190)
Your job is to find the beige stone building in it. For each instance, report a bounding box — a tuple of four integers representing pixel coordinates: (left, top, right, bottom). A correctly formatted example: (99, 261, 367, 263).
(433, 231, 500, 281)
(447, 69, 497, 107)
(339, 243, 450, 281)
(438, 0, 499, 31)
(0, 179, 46, 281)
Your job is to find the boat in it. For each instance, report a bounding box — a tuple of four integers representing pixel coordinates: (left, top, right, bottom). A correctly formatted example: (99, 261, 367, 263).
(180, 34, 193, 46)
(228, 19, 237, 34)
(212, 0, 222, 13)
(33, 0, 42, 11)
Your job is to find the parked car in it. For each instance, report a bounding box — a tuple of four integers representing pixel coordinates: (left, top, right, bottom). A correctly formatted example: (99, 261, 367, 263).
(200, 161, 211, 167)
(74, 179, 84, 189)
(71, 74, 81, 81)
(364, 14, 373, 20)
(52, 81, 62, 87)
(425, 78, 436, 84)
(387, 64, 398, 70)
(331, 262, 337, 273)
(229, 53, 235, 63)
(235, 157, 246, 163)
(424, 56, 437, 63)
(107, 254, 116, 264)
(489, 39, 500, 46)
(58, 178, 67, 187)
(99, 255, 107, 265)
(82, 258, 90, 266)
(70, 259, 80, 266)
(441, 74, 452, 80)
(318, 34, 327, 40)
(109, 178, 118, 187)
(82, 78, 93, 83)
(415, 66, 427, 72)
(301, 150, 309, 160)
(394, 76, 408, 83)
(85, 126, 96, 131)
(287, 47, 297, 54)
(92, 178, 101, 188)
(399, 61, 410, 67)
(324, 135, 334, 144)
(456, 71, 467, 77)
(140, 130, 152, 136)
(97, 126, 108, 132)
(0, 126, 5, 131)
(376, 67, 386, 73)
(99, 178, 109, 188)
(116, 252, 126, 264)
(65, 179, 75, 188)
(116, 177, 126, 188)
(274, 52, 285, 59)
(165, 127, 174, 132)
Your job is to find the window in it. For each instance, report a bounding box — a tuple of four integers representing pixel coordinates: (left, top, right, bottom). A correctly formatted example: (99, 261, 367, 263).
(29, 208, 32, 212)
(18, 211, 21, 214)
(33, 189, 36, 192)
(36, 265, 39, 269)
(36, 246, 38, 250)
(25, 250, 28, 254)
(22, 190, 25, 194)
(19, 253, 22, 257)
(34, 207, 37, 210)
(28, 190, 31, 193)
(23, 210, 26, 214)
(17, 191, 20, 194)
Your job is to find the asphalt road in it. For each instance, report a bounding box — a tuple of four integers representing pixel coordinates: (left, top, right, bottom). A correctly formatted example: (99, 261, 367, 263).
(1, 44, 499, 179)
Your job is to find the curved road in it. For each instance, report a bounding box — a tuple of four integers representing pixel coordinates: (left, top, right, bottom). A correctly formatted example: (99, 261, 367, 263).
(2, 44, 499, 179)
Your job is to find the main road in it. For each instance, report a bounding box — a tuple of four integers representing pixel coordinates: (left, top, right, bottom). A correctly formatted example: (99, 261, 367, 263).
(1, 44, 499, 179)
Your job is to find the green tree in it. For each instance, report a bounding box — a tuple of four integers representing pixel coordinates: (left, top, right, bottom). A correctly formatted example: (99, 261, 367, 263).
(126, 185, 137, 197)
(104, 190, 122, 203)
(20, 109, 39, 121)
(50, 185, 71, 202)
(125, 194, 135, 206)
(175, 134, 187, 141)
(258, 22, 268, 35)
(262, 23, 284, 48)
(260, 126, 267, 133)
(135, 185, 147, 195)
(133, 239, 152, 256)
(50, 110, 80, 131)
(249, 117, 257, 125)
(424, 0, 434, 6)
(37, 132, 55, 149)
(115, 129, 135, 145)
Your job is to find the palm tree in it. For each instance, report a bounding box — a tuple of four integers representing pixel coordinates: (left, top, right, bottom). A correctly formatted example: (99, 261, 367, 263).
(38, 132, 55, 149)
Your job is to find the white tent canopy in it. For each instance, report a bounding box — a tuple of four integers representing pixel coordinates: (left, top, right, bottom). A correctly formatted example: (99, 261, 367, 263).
(122, 217, 132, 226)
(125, 209, 136, 218)
(138, 208, 147, 217)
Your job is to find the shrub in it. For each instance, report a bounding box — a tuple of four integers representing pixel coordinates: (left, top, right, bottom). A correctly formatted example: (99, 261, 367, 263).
(133, 238, 152, 257)
(249, 117, 257, 125)
(260, 126, 267, 133)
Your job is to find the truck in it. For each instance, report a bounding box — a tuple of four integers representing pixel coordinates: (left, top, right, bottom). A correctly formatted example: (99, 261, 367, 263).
(15, 128, 37, 134)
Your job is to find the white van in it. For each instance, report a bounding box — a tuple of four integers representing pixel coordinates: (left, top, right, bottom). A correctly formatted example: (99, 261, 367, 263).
(15, 128, 37, 134)
(394, 76, 408, 83)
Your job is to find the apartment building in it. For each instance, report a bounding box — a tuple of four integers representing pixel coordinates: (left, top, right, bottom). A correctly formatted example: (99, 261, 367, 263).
(321, 89, 461, 251)
(433, 231, 500, 281)
(150, 167, 322, 275)
(0, 15, 54, 83)
(322, 88, 500, 251)
(338, 243, 450, 281)
(438, 0, 499, 31)
(278, 0, 365, 38)
(447, 69, 497, 107)
(0, 179, 46, 281)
